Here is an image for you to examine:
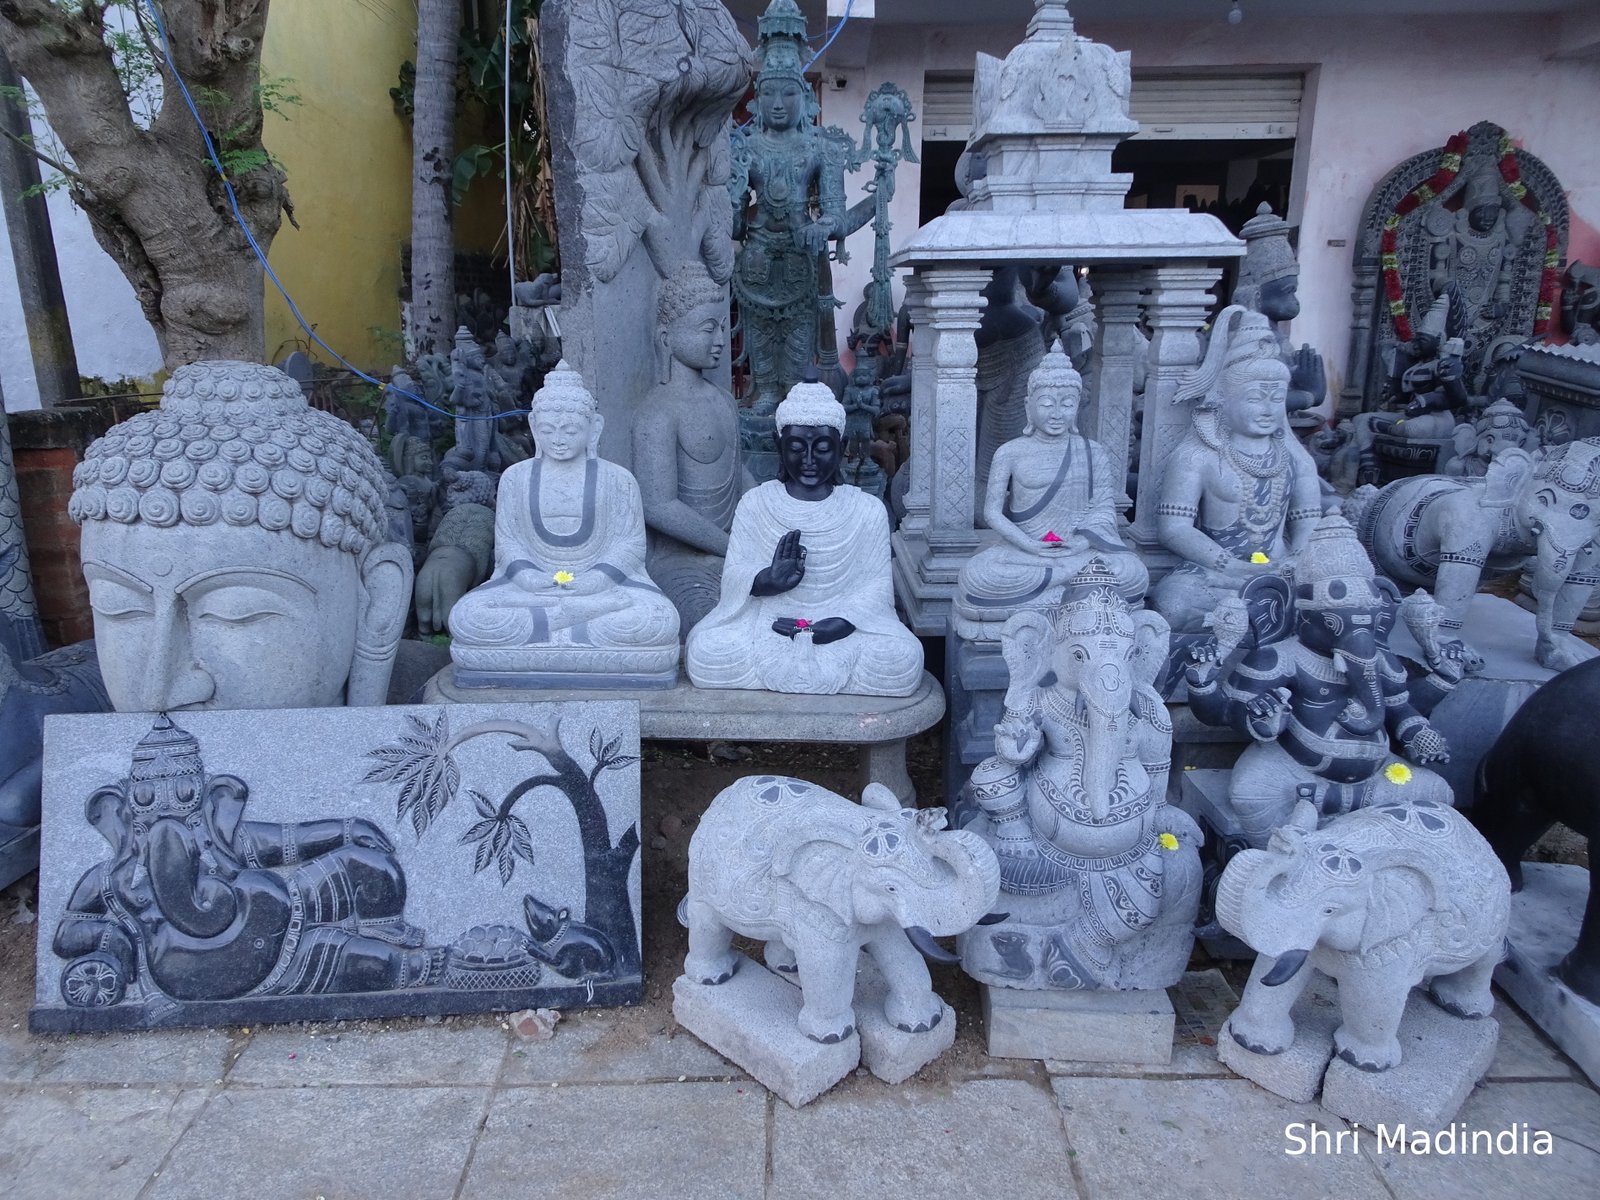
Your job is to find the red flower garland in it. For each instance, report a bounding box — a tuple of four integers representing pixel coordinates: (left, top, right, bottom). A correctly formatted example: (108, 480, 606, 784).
(1379, 131, 1557, 343)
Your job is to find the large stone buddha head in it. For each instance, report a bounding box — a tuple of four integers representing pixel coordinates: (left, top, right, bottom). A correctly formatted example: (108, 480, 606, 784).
(69, 362, 412, 712)
(655, 263, 728, 384)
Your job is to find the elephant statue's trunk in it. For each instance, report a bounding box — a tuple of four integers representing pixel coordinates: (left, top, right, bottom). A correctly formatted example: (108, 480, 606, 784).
(1331, 628, 1384, 736)
(911, 828, 1002, 937)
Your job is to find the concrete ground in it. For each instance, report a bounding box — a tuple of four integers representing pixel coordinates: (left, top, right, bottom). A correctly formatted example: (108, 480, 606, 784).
(3, 959, 1597, 1200)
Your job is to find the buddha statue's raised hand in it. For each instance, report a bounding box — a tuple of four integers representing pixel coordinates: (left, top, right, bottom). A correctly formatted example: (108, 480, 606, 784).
(752, 528, 806, 596)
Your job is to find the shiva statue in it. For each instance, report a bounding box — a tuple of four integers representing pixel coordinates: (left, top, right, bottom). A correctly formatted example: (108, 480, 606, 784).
(1150, 306, 1323, 636)
(957, 560, 1202, 991)
(1185, 515, 1459, 849)
(633, 263, 752, 631)
(954, 346, 1147, 643)
(447, 362, 680, 687)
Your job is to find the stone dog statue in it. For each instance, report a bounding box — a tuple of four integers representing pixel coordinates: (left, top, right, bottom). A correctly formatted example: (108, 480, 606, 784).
(681, 775, 1001, 1044)
(1216, 797, 1510, 1073)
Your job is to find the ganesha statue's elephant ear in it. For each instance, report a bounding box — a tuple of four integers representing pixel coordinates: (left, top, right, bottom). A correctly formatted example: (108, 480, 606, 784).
(1131, 609, 1172, 691)
(1240, 574, 1294, 647)
(999, 610, 1055, 713)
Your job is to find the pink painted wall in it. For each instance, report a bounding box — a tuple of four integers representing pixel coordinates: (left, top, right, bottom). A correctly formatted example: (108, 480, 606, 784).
(826, 11, 1600, 403)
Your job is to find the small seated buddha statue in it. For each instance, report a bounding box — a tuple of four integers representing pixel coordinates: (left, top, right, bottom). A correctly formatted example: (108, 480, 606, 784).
(953, 345, 1148, 643)
(447, 362, 680, 687)
(685, 380, 923, 696)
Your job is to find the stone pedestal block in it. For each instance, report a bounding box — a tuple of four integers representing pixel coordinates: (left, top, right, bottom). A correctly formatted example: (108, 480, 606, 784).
(1217, 975, 1340, 1103)
(673, 955, 858, 1108)
(853, 957, 956, 1086)
(1495, 862, 1600, 1087)
(981, 984, 1174, 1064)
(1320, 993, 1498, 1129)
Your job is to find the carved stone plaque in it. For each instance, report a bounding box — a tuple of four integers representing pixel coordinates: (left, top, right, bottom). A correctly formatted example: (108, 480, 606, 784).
(32, 702, 641, 1032)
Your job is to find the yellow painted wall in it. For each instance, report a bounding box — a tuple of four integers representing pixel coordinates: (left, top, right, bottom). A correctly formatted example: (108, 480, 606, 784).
(261, 0, 416, 372)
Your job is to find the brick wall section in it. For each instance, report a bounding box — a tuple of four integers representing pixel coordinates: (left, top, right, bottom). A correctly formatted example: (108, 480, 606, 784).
(9, 400, 146, 649)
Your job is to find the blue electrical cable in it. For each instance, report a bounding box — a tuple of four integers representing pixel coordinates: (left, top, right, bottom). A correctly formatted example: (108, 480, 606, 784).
(135, 0, 524, 420)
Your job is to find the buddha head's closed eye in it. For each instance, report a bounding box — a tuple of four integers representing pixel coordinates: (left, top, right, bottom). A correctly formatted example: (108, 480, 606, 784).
(70, 361, 412, 712)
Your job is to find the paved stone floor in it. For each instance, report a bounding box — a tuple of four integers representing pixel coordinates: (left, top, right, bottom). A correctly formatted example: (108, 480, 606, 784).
(3, 966, 1596, 1200)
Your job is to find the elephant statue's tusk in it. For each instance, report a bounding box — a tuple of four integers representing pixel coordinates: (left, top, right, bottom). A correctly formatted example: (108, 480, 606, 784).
(977, 911, 1011, 925)
(1261, 948, 1310, 987)
(906, 925, 961, 965)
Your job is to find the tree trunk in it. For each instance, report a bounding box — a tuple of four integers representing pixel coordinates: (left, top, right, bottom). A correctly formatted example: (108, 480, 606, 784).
(0, 1, 287, 371)
(0, 43, 80, 406)
(410, 0, 457, 358)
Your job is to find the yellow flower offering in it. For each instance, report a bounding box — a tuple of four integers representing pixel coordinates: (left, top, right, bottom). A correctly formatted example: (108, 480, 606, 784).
(1250, 552, 1270, 565)
(1384, 762, 1413, 786)
(1158, 832, 1180, 851)
(553, 570, 575, 586)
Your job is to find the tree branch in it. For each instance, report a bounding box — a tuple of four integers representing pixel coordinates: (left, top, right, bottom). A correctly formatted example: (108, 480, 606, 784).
(0, 121, 81, 181)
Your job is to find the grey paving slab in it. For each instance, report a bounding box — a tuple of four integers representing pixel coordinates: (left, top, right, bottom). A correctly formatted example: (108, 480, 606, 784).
(1051, 1076, 1391, 1200)
(770, 1078, 1072, 1200)
(1487, 998, 1577, 1081)
(21, 1028, 234, 1085)
(463, 1081, 766, 1200)
(499, 1005, 742, 1083)
(0, 1083, 211, 1200)
(144, 1085, 486, 1200)
(1366, 1081, 1600, 1200)
(227, 1023, 509, 1085)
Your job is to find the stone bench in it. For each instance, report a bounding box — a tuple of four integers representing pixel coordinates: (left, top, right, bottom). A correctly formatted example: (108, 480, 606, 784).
(423, 669, 946, 806)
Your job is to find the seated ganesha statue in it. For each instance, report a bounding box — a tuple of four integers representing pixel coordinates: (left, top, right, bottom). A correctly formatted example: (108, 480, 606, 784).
(685, 380, 923, 696)
(956, 560, 1203, 991)
(448, 362, 680, 688)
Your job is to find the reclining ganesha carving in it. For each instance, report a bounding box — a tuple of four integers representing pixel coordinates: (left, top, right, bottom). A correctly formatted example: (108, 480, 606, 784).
(51, 716, 624, 1015)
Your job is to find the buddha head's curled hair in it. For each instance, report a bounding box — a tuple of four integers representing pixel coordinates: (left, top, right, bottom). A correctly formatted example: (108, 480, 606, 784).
(658, 262, 725, 327)
(68, 361, 391, 557)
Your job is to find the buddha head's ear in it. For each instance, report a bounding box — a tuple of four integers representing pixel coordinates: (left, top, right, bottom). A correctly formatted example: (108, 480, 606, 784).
(654, 323, 672, 386)
(586, 412, 605, 458)
(347, 541, 414, 706)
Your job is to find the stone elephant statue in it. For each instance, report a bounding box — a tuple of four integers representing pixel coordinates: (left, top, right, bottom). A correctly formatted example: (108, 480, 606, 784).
(1471, 656, 1600, 1004)
(1345, 439, 1600, 670)
(682, 775, 1002, 1044)
(1216, 797, 1509, 1072)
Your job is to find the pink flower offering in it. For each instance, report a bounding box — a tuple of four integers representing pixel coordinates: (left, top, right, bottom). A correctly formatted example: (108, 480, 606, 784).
(1041, 531, 1063, 543)
(794, 618, 811, 630)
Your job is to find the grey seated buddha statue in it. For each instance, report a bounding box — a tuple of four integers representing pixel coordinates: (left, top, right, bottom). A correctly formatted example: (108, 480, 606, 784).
(69, 361, 412, 712)
(448, 362, 680, 688)
(685, 380, 923, 696)
(953, 346, 1148, 642)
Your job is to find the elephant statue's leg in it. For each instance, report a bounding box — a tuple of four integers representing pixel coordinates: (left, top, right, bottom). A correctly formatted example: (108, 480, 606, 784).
(763, 939, 798, 976)
(1558, 871, 1600, 1004)
(864, 927, 943, 1034)
(683, 899, 739, 985)
(1331, 971, 1410, 1072)
(1228, 951, 1315, 1056)
(793, 943, 859, 1044)
(1428, 951, 1499, 1020)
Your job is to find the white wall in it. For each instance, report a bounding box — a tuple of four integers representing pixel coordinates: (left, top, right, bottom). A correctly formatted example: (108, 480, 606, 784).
(820, 11, 1600, 400)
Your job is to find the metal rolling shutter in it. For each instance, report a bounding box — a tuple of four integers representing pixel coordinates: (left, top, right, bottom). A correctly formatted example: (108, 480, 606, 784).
(919, 70, 1303, 143)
